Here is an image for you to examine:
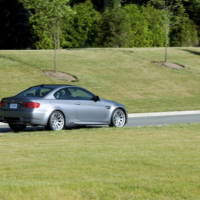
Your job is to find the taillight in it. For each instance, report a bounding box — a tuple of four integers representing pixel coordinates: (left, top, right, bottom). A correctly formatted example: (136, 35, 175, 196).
(23, 102, 40, 109)
(0, 101, 5, 108)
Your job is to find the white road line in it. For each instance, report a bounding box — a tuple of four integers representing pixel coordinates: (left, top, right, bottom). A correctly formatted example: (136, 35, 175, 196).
(128, 110, 200, 118)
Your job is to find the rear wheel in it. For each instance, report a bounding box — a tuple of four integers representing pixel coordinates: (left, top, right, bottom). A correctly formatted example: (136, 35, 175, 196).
(48, 111, 65, 131)
(8, 123, 26, 132)
(110, 108, 127, 128)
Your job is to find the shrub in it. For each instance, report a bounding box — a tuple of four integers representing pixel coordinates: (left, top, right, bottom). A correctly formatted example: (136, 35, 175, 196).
(63, 0, 101, 48)
(142, 5, 166, 47)
(123, 4, 166, 47)
(123, 4, 151, 47)
(21, 0, 71, 49)
(99, 8, 129, 47)
(170, 15, 199, 46)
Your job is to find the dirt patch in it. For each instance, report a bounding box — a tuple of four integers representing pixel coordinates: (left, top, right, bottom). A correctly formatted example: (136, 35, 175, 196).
(43, 70, 78, 82)
(152, 61, 185, 70)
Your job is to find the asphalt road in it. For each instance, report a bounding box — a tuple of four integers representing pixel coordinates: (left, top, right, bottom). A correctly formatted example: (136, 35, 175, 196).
(0, 111, 200, 133)
(126, 114, 200, 127)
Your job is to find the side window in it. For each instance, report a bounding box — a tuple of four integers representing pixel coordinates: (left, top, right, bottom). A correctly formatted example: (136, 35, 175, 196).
(39, 88, 52, 97)
(68, 87, 94, 100)
(54, 88, 72, 100)
(23, 88, 36, 97)
(17, 87, 52, 97)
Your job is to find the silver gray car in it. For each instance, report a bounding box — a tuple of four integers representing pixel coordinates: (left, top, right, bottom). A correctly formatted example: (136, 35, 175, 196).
(0, 85, 127, 132)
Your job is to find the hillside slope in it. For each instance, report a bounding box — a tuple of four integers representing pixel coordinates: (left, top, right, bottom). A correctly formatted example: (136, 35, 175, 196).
(0, 48, 200, 113)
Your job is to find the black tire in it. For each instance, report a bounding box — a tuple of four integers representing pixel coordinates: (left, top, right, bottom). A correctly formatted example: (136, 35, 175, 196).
(110, 108, 127, 128)
(8, 123, 26, 132)
(48, 111, 65, 131)
(44, 124, 51, 131)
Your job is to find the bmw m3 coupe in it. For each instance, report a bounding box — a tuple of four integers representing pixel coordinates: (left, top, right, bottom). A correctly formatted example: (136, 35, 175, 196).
(0, 85, 127, 132)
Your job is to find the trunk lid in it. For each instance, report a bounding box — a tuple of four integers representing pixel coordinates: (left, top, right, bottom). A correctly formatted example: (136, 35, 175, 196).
(1, 96, 42, 110)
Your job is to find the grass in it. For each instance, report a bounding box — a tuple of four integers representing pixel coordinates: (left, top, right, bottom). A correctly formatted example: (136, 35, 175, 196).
(1, 48, 200, 200)
(0, 47, 200, 113)
(0, 124, 200, 199)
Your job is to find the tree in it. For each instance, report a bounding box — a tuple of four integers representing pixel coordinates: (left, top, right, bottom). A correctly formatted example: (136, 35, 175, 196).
(20, 0, 71, 48)
(63, 0, 101, 47)
(99, 8, 130, 47)
(183, 0, 200, 45)
(69, 0, 86, 6)
(20, 0, 72, 71)
(123, 4, 151, 47)
(142, 5, 166, 46)
(104, 0, 121, 9)
(122, 4, 165, 47)
(148, 0, 187, 61)
(91, 0, 105, 11)
(0, 0, 33, 49)
(170, 16, 199, 46)
(121, 0, 150, 5)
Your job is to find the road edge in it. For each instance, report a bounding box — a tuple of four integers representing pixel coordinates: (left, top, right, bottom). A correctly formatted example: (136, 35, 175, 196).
(1, 110, 200, 126)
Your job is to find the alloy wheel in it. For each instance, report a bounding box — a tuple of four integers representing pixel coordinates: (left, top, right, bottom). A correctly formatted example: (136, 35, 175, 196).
(49, 111, 65, 131)
(111, 109, 126, 127)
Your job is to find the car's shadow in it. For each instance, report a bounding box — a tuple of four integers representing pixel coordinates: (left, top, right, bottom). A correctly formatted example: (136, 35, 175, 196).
(0, 126, 46, 133)
(0, 125, 105, 134)
(0, 128, 10, 133)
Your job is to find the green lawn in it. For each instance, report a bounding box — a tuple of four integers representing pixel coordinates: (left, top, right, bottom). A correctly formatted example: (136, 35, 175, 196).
(0, 47, 200, 113)
(1, 48, 200, 200)
(0, 124, 200, 200)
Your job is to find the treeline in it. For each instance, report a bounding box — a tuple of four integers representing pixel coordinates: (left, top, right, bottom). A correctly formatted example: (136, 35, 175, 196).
(0, 0, 199, 49)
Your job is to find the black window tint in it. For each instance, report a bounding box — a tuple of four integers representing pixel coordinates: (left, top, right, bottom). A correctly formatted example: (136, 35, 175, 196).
(16, 86, 53, 97)
(40, 88, 52, 97)
(68, 87, 94, 100)
(54, 88, 73, 99)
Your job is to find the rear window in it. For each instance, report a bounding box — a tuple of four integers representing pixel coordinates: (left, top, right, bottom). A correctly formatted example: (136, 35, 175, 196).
(16, 86, 53, 97)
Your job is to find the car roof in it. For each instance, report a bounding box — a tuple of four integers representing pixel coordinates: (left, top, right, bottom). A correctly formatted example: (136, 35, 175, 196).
(33, 84, 74, 88)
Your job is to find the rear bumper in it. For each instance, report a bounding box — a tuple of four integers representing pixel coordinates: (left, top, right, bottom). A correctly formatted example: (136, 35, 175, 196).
(0, 109, 48, 125)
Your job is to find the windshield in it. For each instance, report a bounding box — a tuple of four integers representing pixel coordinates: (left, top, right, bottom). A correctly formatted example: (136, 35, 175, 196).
(16, 86, 54, 97)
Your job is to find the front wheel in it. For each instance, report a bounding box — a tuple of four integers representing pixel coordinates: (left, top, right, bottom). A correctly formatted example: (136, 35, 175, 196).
(48, 111, 65, 131)
(110, 108, 127, 128)
(8, 123, 26, 132)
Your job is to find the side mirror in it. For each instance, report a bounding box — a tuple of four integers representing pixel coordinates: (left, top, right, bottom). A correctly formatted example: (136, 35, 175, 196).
(93, 95, 100, 102)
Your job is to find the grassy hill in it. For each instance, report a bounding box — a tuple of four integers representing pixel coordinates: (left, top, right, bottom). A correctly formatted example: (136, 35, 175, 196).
(1, 48, 200, 200)
(0, 47, 200, 113)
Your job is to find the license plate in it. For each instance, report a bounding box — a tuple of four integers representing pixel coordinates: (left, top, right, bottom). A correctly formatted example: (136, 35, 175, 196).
(9, 103, 18, 109)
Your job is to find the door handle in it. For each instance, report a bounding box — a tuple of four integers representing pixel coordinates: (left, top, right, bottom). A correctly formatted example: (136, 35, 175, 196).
(75, 102, 81, 105)
(105, 105, 111, 109)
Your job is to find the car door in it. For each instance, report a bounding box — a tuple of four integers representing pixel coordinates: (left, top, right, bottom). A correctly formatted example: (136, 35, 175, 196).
(68, 87, 110, 123)
(53, 88, 79, 123)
